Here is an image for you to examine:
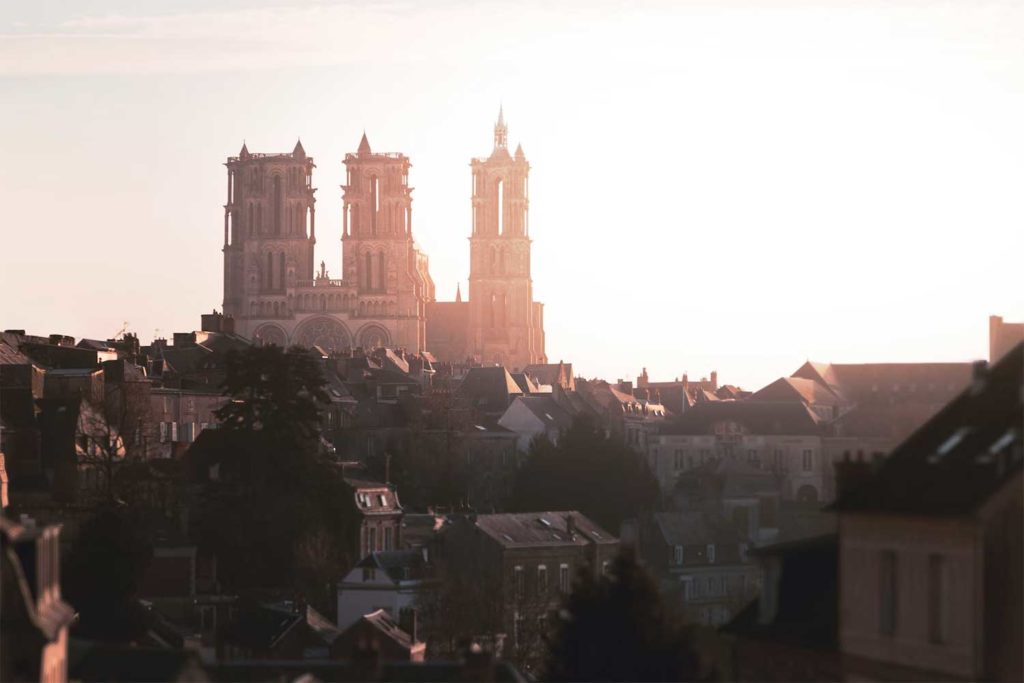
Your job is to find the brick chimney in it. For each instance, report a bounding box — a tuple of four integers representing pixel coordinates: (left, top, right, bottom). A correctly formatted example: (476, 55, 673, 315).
(835, 450, 874, 500)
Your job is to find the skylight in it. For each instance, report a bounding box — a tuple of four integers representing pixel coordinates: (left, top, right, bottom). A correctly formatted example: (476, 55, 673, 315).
(928, 427, 970, 464)
(989, 429, 1017, 455)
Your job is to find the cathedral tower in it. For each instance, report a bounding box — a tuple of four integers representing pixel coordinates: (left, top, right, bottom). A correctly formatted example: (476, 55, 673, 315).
(222, 141, 316, 323)
(467, 108, 545, 369)
(342, 133, 430, 349)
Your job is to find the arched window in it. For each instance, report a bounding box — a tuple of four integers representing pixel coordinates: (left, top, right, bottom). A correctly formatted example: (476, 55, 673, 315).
(266, 252, 273, 290)
(378, 252, 386, 291)
(490, 292, 497, 328)
(496, 178, 504, 235)
(321, 294, 326, 311)
(279, 252, 286, 291)
(273, 176, 283, 235)
(256, 204, 262, 234)
(248, 205, 254, 236)
(365, 252, 373, 290)
(370, 176, 379, 236)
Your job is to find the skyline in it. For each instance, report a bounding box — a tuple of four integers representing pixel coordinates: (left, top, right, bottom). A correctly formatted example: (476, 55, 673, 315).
(2, 1, 1023, 390)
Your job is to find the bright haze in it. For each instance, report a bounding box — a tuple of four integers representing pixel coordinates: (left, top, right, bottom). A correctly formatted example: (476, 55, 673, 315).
(1, 0, 1022, 390)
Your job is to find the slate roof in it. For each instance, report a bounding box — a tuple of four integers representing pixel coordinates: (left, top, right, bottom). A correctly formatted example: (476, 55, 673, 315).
(472, 511, 617, 548)
(223, 604, 302, 651)
(456, 366, 522, 412)
(511, 395, 574, 432)
(832, 344, 1022, 515)
(660, 401, 822, 436)
(355, 550, 428, 582)
(652, 511, 744, 546)
(523, 362, 574, 389)
(509, 372, 540, 394)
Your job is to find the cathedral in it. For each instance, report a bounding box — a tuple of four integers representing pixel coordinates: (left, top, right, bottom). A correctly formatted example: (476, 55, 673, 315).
(221, 109, 546, 370)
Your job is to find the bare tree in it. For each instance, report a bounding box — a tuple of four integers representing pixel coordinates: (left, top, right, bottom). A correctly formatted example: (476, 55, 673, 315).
(75, 379, 155, 501)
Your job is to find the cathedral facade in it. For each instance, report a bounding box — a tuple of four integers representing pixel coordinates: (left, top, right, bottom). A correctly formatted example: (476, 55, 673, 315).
(220, 110, 546, 370)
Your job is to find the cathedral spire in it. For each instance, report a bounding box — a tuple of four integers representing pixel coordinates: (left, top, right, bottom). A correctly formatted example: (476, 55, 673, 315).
(493, 105, 507, 151)
(358, 131, 372, 155)
(293, 138, 305, 158)
(239, 141, 250, 158)
(456, 282, 462, 303)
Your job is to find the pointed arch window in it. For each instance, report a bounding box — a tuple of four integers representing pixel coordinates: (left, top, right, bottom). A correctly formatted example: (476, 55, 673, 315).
(378, 252, 386, 291)
(496, 178, 504, 236)
(273, 176, 283, 235)
(370, 176, 379, 236)
(266, 252, 273, 290)
(365, 251, 373, 291)
(279, 252, 286, 291)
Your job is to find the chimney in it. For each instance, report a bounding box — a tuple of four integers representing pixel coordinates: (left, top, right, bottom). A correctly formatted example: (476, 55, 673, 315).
(971, 359, 988, 395)
(835, 450, 874, 500)
(399, 607, 418, 643)
(710, 371, 718, 390)
(566, 513, 577, 539)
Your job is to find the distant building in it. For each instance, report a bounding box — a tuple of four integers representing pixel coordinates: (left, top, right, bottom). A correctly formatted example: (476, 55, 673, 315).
(219, 110, 547, 368)
(635, 511, 759, 627)
(344, 477, 404, 560)
(437, 511, 619, 659)
(334, 608, 425, 662)
(832, 344, 1022, 681)
(336, 550, 431, 630)
(650, 401, 825, 501)
(498, 395, 574, 452)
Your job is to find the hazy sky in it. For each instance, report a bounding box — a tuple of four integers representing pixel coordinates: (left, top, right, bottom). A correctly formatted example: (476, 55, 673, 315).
(2, 0, 1022, 390)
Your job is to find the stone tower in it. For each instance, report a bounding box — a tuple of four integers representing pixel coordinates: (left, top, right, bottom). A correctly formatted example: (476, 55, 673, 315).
(222, 140, 317, 332)
(221, 136, 433, 352)
(467, 108, 545, 369)
(342, 133, 429, 349)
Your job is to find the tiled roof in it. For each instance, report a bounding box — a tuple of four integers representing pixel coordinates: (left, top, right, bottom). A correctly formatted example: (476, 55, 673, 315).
(752, 376, 842, 406)
(660, 401, 822, 436)
(832, 344, 1023, 515)
(472, 511, 616, 547)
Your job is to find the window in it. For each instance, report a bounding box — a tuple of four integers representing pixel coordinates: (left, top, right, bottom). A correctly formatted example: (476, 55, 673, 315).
(384, 527, 393, 551)
(369, 527, 378, 553)
(514, 566, 525, 600)
(928, 554, 945, 644)
(537, 565, 548, 596)
(602, 560, 610, 576)
(559, 564, 570, 593)
(674, 545, 684, 566)
(880, 551, 898, 636)
(802, 449, 813, 471)
(707, 544, 716, 564)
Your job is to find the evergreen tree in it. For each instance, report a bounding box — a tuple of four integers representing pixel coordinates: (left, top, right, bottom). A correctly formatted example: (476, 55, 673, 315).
(545, 551, 708, 682)
(511, 417, 659, 532)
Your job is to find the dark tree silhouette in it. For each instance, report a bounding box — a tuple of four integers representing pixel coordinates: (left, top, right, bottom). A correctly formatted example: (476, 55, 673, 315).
(511, 417, 659, 532)
(545, 551, 709, 682)
(63, 502, 153, 642)
(192, 345, 356, 614)
(215, 344, 329, 447)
